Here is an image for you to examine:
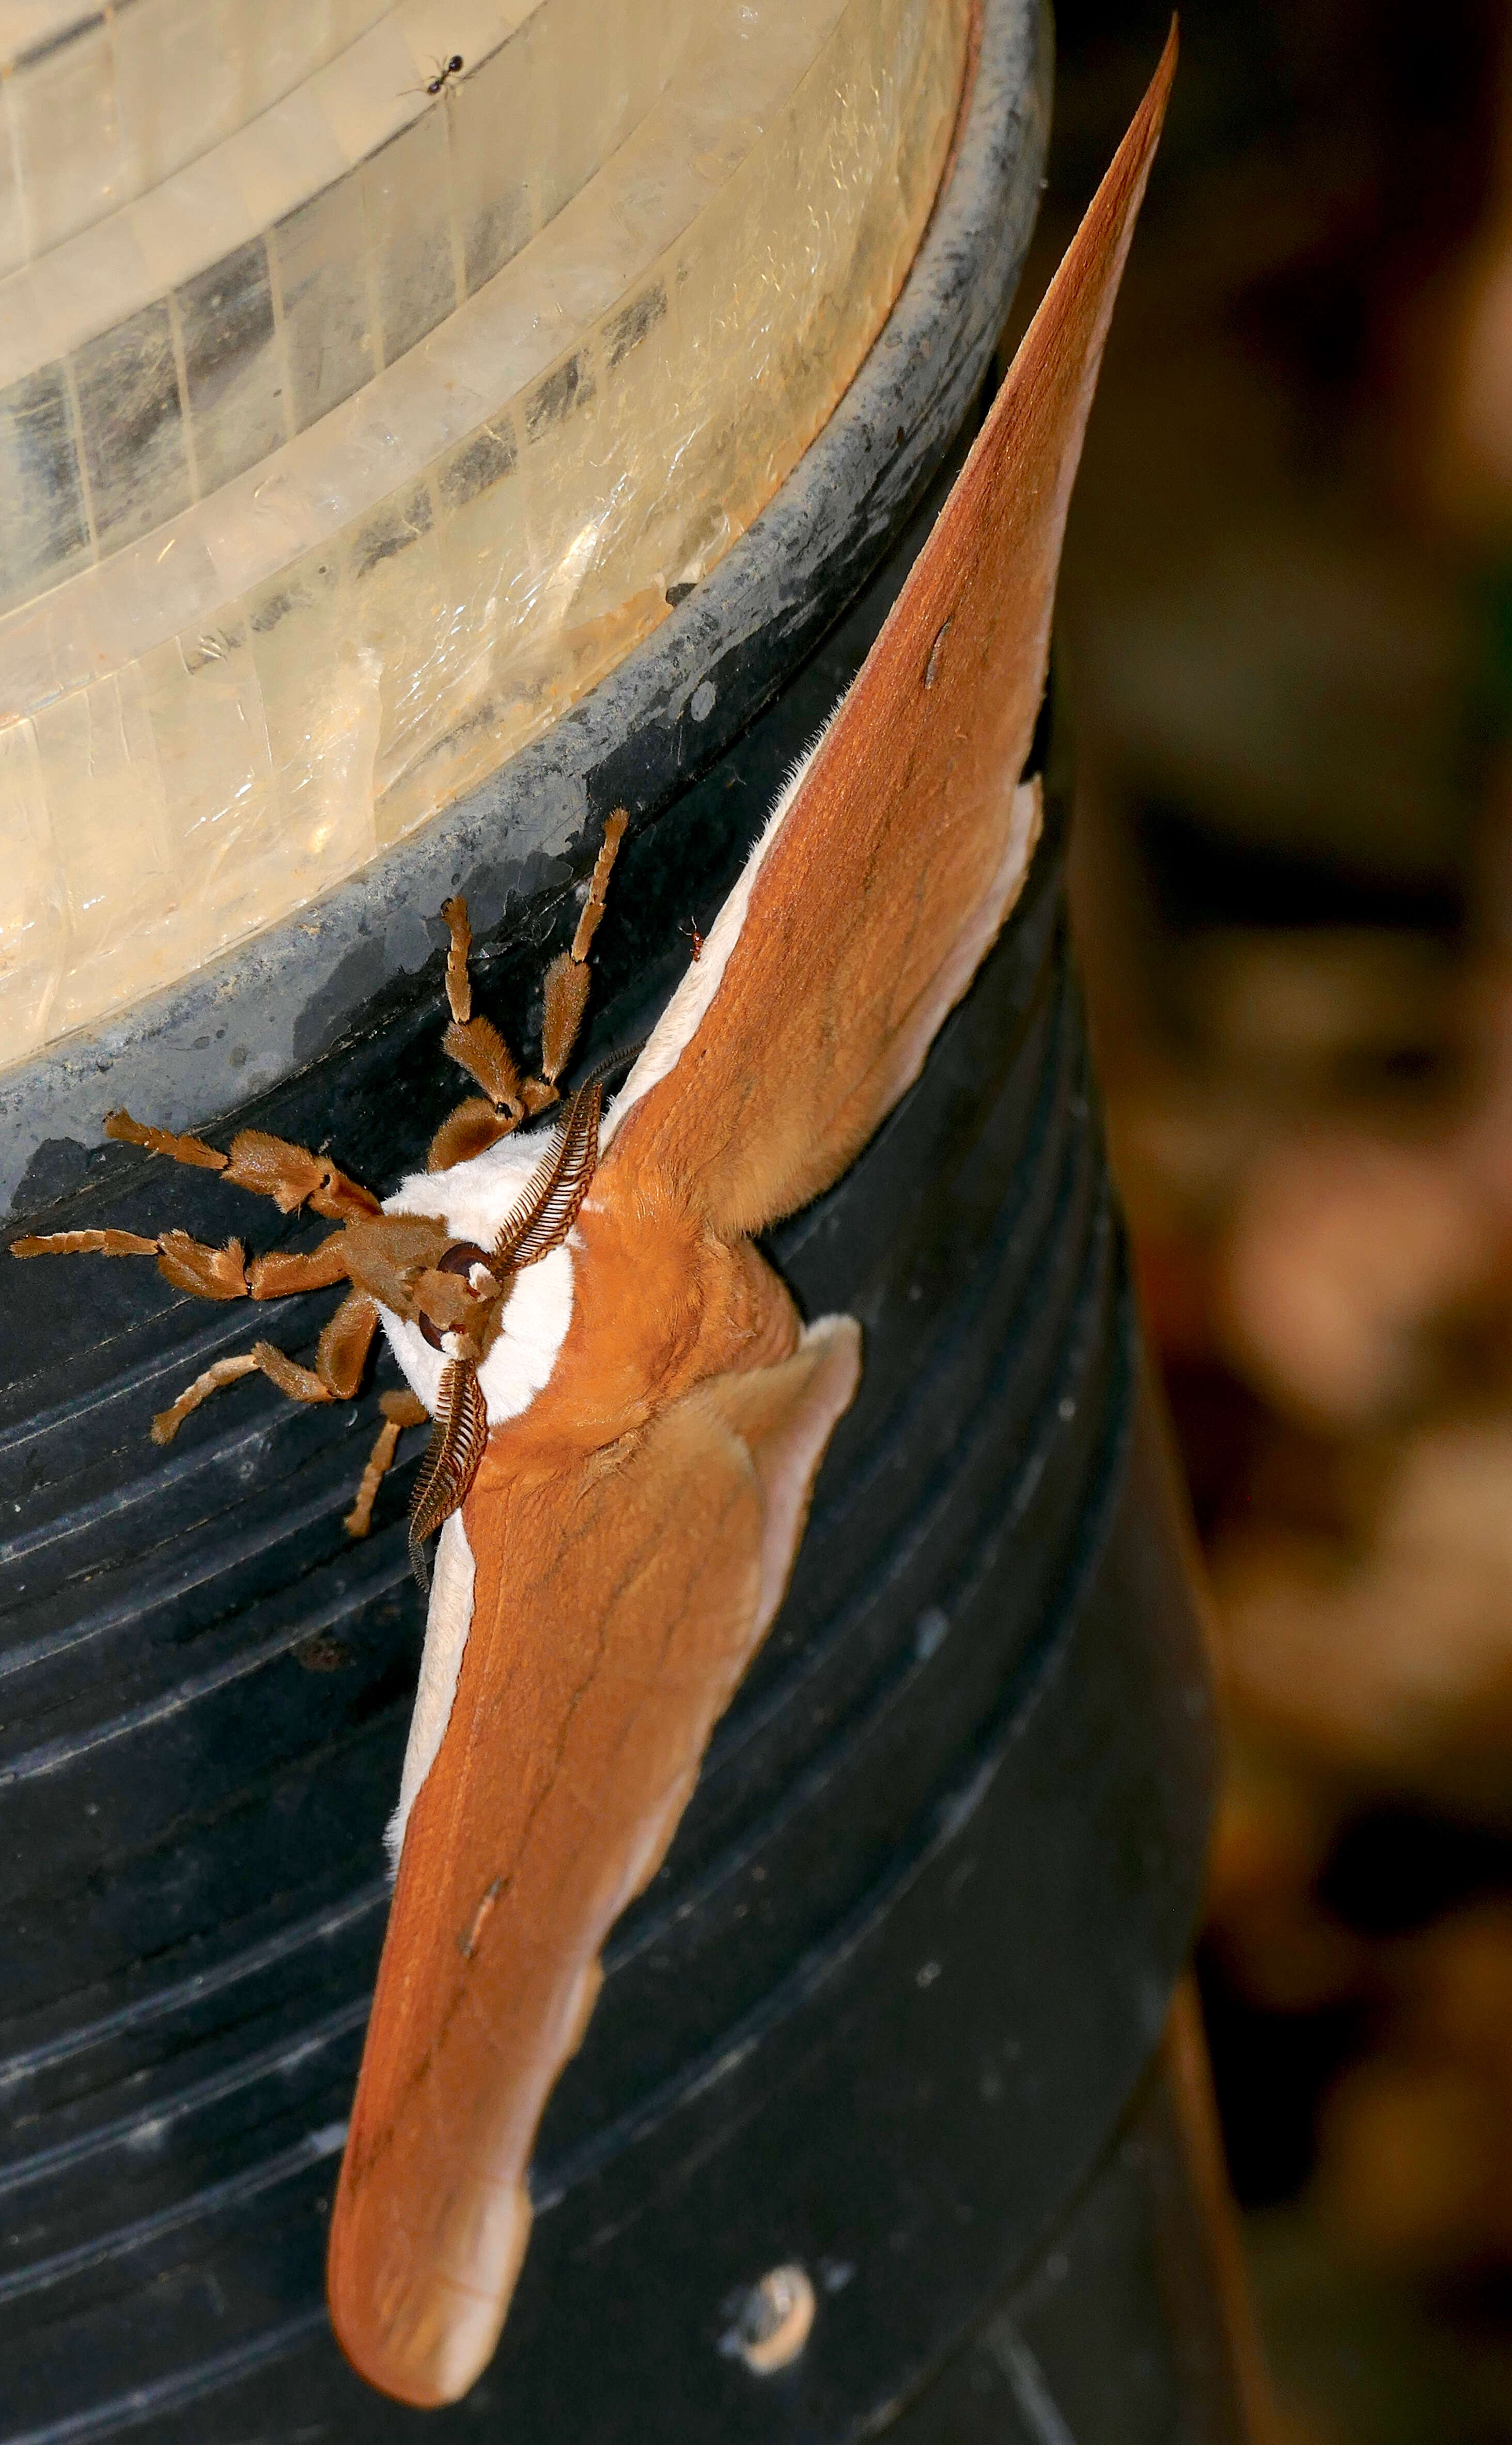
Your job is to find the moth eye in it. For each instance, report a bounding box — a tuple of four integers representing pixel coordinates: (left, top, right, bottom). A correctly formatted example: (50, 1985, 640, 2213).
(418, 1239, 498, 1349)
(437, 1239, 493, 1283)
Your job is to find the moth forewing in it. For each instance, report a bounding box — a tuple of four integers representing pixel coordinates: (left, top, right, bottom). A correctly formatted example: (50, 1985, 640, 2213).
(600, 28, 1177, 1244)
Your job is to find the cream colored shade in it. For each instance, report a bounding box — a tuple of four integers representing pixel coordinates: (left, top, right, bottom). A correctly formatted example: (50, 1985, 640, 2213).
(0, 0, 969, 1069)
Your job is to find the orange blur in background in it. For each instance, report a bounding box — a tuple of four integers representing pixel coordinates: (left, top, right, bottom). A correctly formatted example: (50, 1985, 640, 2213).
(1048, 4, 1512, 2437)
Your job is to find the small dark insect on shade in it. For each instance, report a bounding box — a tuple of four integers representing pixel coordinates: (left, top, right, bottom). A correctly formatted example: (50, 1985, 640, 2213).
(426, 53, 464, 92)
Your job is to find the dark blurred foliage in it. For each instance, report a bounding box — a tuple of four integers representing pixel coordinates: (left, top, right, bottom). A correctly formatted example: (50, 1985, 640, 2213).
(1034, 5, 1512, 2438)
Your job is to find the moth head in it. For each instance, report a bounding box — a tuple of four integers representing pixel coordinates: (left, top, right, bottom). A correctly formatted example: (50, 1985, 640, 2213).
(414, 1239, 509, 1358)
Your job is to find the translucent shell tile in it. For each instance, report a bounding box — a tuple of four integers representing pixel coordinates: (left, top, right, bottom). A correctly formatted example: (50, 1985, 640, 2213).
(0, 0, 392, 273)
(0, 0, 969, 1067)
(0, 0, 691, 609)
(0, 714, 63, 1048)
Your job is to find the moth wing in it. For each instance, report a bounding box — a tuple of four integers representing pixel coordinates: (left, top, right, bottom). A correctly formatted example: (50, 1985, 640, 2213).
(326, 1316, 862, 2407)
(603, 32, 1175, 1240)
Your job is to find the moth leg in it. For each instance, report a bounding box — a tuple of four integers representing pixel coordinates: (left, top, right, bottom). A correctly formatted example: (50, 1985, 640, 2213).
(222, 1132, 379, 1223)
(13, 1224, 250, 1301)
(246, 1237, 351, 1299)
(150, 1352, 262, 1440)
(346, 1388, 429, 1538)
(427, 897, 531, 1171)
(427, 813, 626, 1166)
(14, 1227, 353, 1310)
(441, 893, 475, 1025)
(539, 808, 627, 1086)
(106, 1108, 379, 1224)
(441, 1017, 526, 1117)
(440, 896, 526, 1112)
(317, 1288, 381, 1399)
(14, 1226, 164, 1263)
(151, 1344, 326, 1443)
(151, 1291, 377, 1445)
(426, 1097, 517, 1173)
(157, 1230, 350, 1303)
(103, 1113, 228, 1172)
(155, 1233, 250, 1298)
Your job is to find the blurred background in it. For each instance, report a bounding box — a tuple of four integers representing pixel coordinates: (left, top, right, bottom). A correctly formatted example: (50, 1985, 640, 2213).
(1042, 3, 1512, 2437)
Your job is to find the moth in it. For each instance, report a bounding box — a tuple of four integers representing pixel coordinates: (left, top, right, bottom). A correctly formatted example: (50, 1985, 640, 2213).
(10, 36, 1174, 2408)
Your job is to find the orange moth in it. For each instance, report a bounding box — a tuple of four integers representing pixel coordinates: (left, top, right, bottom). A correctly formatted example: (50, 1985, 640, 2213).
(11, 33, 1174, 2408)
(333, 42, 1174, 2401)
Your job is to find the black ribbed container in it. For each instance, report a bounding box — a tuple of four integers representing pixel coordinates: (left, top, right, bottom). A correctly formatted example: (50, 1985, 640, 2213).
(0, 9, 1236, 2439)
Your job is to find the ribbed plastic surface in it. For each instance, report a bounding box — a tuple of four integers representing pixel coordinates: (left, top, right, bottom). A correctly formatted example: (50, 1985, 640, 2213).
(0, 651, 1214, 2440)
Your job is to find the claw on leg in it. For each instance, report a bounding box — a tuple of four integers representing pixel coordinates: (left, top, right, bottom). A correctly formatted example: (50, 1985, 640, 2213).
(345, 1389, 429, 1537)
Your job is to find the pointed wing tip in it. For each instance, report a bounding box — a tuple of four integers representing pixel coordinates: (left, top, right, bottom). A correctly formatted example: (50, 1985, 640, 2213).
(1086, 19, 1176, 230)
(1141, 18, 1179, 144)
(1102, 15, 1178, 207)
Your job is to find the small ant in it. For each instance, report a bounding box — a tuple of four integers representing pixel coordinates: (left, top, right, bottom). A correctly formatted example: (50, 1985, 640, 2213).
(681, 918, 705, 963)
(407, 52, 463, 98)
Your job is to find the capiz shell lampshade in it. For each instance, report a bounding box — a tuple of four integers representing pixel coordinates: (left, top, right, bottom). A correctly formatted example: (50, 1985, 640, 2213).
(0, 0, 971, 1067)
